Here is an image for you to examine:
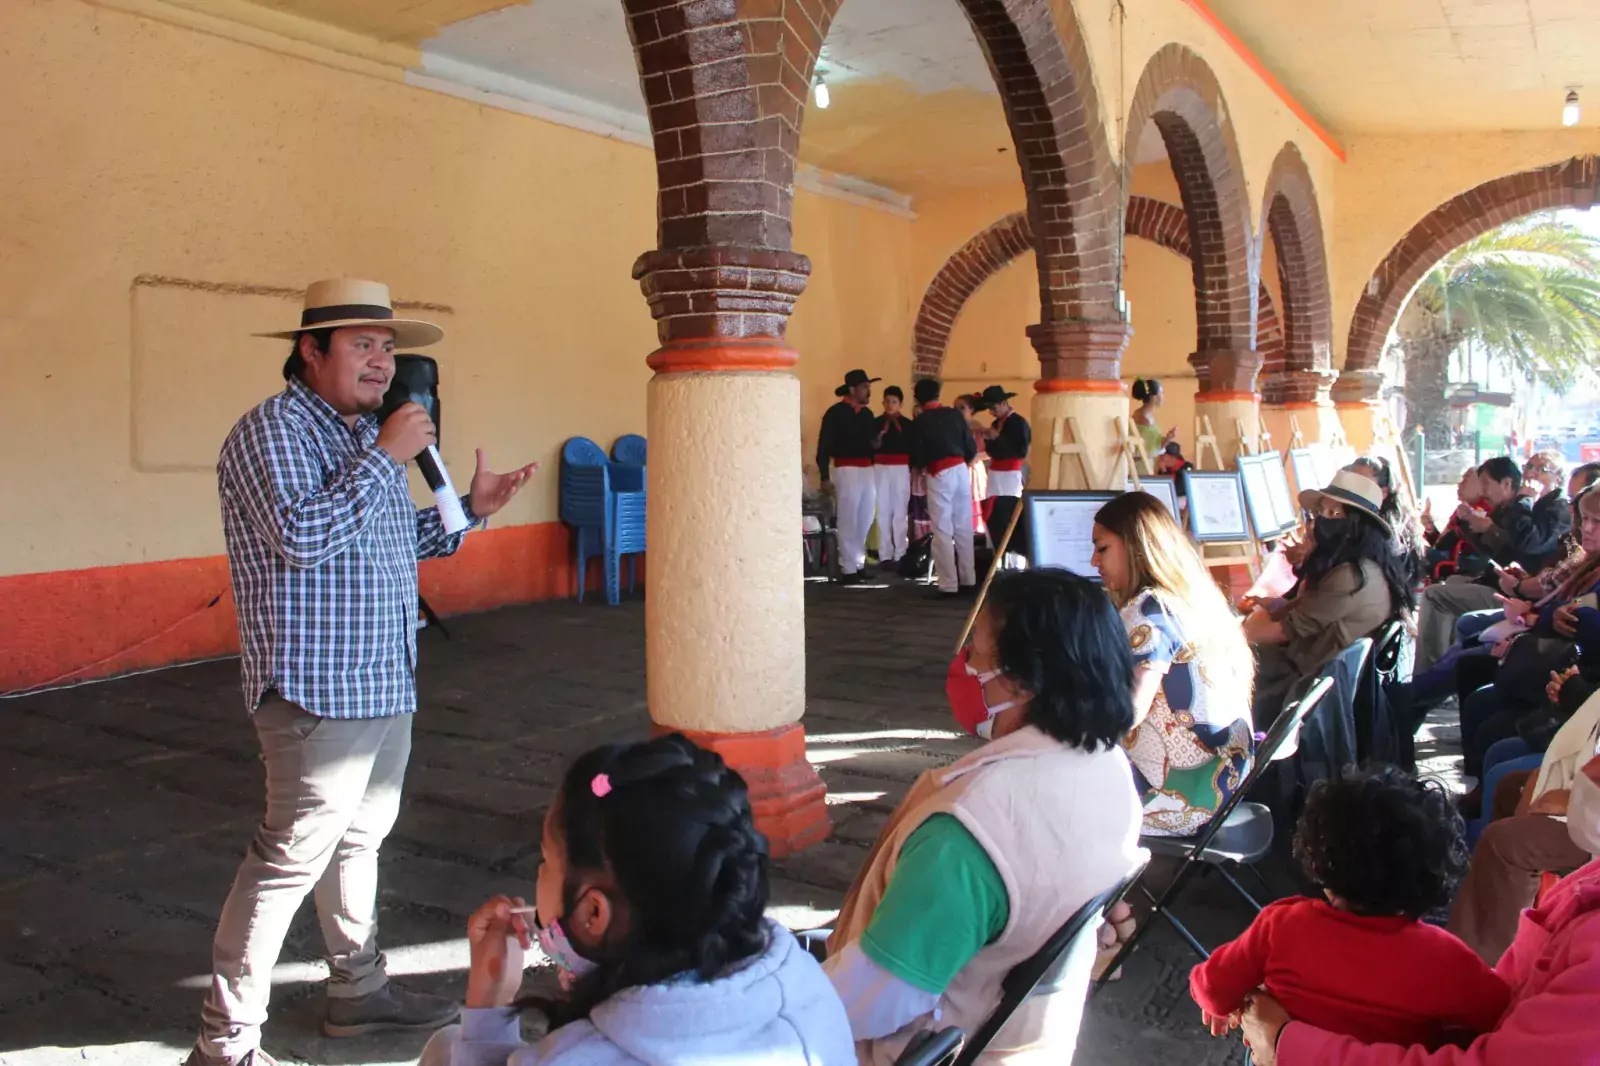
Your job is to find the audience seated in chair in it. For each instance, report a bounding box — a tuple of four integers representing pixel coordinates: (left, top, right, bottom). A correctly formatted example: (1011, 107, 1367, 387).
(821, 569, 1146, 1065)
(1192, 767, 1507, 1049)
(1245, 471, 1414, 727)
(1453, 486, 1600, 782)
(1090, 492, 1255, 836)
(1448, 694, 1600, 965)
(1415, 456, 1569, 673)
(1237, 757, 1600, 1065)
(421, 735, 853, 1066)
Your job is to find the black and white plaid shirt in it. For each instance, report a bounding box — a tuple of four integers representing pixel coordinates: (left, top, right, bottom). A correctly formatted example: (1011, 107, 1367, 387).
(217, 377, 474, 718)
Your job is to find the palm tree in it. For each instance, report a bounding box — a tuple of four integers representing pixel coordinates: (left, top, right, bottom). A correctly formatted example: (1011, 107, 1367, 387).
(1393, 216, 1600, 443)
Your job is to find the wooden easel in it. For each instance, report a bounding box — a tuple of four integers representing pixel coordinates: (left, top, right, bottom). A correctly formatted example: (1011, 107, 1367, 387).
(1122, 417, 1153, 480)
(1048, 415, 1097, 489)
(1258, 423, 1274, 454)
(1193, 415, 1226, 472)
(1234, 418, 1258, 462)
(1374, 408, 1422, 514)
(1201, 539, 1262, 580)
(1287, 414, 1308, 450)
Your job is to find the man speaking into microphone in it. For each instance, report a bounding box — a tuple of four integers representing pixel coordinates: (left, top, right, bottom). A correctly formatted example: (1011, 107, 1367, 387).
(189, 279, 536, 1066)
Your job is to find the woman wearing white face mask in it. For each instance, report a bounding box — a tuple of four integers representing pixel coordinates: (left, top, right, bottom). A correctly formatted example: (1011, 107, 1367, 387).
(1237, 752, 1600, 1066)
(821, 569, 1146, 1064)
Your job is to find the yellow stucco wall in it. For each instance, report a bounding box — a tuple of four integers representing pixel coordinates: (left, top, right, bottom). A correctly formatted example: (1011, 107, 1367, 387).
(0, 0, 913, 578)
(1330, 129, 1600, 365)
(1067, 0, 1341, 235)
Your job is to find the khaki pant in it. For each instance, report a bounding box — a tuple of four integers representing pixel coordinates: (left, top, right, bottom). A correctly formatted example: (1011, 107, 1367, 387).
(199, 697, 412, 1062)
(1416, 576, 1500, 672)
(1447, 812, 1590, 965)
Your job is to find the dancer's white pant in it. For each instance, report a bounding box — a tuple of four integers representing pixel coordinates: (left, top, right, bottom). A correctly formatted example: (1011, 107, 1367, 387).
(873, 464, 911, 562)
(833, 465, 877, 575)
(926, 463, 975, 592)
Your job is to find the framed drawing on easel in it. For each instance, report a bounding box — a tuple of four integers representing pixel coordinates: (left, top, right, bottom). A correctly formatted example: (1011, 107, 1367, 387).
(1263, 454, 1300, 537)
(1126, 477, 1180, 521)
(1183, 471, 1250, 543)
(1238, 452, 1298, 539)
(1288, 448, 1322, 498)
(1026, 490, 1119, 580)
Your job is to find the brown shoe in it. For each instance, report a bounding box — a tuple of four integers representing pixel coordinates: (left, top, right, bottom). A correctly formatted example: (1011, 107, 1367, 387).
(322, 982, 461, 1037)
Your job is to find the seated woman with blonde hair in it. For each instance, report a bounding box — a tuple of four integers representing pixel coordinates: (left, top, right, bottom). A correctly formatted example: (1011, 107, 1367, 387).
(1092, 492, 1255, 835)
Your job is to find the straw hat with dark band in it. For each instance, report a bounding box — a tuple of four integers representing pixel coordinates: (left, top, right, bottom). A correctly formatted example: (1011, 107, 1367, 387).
(1299, 469, 1390, 535)
(257, 278, 443, 349)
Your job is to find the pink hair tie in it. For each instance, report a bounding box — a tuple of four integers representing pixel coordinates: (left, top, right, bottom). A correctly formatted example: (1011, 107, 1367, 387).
(591, 774, 612, 798)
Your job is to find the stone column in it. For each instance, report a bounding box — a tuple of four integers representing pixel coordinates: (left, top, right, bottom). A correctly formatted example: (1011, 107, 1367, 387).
(1260, 368, 1339, 452)
(1332, 368, 1386, 455)
(1026, 321, 1135, 489)
(633, 246, 829, 857)
(1190, 348, 1265, 469)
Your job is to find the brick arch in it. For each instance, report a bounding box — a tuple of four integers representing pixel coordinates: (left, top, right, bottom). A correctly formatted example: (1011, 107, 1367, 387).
(623, 0, 1120, 356)
(1259, 142, 1333, 403)
(1343, 155, 1600, 386)
(1123, 44, 1256, 391)
(912, 196, 1284, 379)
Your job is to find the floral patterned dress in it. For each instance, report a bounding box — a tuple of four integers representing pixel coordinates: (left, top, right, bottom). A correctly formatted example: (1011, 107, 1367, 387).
(1118, 590, 1254, 836)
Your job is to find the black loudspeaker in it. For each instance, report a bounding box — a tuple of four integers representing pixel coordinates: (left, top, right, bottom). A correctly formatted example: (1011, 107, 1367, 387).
(378, 354, 470, 534)
(380, 354, 441, 444)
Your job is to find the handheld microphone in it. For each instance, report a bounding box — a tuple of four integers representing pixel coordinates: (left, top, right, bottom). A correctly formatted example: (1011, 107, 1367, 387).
(380, 355, 471, 535)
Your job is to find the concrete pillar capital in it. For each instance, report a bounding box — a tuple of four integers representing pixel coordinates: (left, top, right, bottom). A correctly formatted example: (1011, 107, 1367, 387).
(633, 246, 812, 345)
(1026, 319, 1133, 382)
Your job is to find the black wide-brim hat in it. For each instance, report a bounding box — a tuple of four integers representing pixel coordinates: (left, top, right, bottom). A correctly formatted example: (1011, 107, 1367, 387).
(978, 385, 1018, 409)
(835, 368, 882, 396)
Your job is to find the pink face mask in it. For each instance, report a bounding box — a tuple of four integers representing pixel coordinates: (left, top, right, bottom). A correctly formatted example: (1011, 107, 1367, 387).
(946, 648, 1017, 739)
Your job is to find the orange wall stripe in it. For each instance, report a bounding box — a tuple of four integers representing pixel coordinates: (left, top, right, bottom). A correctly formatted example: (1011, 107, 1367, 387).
(1177, 0, 1347, 163)
(646, 339, 798, 374)
(0, 521, 627, 695)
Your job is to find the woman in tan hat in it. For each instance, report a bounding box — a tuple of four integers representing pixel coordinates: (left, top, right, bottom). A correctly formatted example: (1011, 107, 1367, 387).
(1244, 470, 1416, 726)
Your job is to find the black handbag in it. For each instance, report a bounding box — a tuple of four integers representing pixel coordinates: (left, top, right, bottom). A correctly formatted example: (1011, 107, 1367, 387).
(1493, 633, 1577, 704)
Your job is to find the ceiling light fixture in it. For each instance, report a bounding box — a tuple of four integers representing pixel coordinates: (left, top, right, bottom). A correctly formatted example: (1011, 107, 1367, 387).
(1563, 90, 1581, 127)
(814, 76, 830, 110)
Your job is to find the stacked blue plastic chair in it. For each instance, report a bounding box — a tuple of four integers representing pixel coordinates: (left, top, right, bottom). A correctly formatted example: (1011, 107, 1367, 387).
(559, 437, 611, 603)
(608, 435, 648, 601)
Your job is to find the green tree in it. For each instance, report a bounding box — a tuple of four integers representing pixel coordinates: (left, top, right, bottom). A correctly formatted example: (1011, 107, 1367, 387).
(1394, 216, 1600, 444)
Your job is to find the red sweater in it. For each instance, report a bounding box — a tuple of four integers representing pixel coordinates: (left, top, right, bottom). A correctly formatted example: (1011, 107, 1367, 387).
(1190, 897, 1510, 1047)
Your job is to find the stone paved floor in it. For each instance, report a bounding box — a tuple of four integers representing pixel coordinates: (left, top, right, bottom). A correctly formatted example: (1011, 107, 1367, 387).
(0, 579, 1459, 1065)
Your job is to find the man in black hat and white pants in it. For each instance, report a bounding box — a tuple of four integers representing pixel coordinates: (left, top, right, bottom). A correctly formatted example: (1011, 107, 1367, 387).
(911, 378, 978, 595)
(192, 279, 538, 1066)
(817, 368, 882, 582)
(977, 384, 1031, 564)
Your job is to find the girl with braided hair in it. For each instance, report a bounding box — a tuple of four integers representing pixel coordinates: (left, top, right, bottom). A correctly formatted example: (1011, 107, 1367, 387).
(420, 734, 853, 1066)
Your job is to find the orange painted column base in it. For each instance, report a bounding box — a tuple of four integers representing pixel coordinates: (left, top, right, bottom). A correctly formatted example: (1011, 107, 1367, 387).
(650, 722, 830, 858)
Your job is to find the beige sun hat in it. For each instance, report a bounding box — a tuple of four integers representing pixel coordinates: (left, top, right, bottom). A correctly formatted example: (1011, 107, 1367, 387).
(257, 278, 443, 348)
(1298, 469, 1390, 535)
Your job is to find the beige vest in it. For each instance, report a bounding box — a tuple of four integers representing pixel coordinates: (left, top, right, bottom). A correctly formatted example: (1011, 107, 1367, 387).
(830, 726, 1146, 1065)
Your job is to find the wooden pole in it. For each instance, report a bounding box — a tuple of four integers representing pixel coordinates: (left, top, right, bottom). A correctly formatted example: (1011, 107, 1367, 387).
(954, 493, 1027, 653)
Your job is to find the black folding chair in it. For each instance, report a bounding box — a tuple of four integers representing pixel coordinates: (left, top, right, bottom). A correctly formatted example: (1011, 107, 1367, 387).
(1093, 675, 1336, 988)
(953, 862, 1147, 1064)
(893, 1027, 965, 1066)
